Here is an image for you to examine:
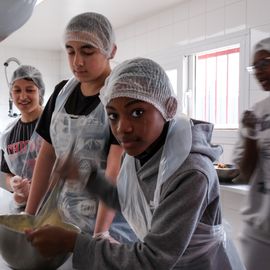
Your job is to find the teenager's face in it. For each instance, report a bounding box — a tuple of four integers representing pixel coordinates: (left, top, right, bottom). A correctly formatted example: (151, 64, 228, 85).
(106, 97, 166, 156)
(11, 79, 41, 115)
(65, 40, 111, 84)
(253, 50, 270, 91)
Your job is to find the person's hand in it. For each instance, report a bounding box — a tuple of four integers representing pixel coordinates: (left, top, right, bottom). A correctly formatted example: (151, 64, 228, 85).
(53, 154, 97, 191)
(11, 177, 30, 197)
(10, 176, 31, 206)
(25, 225, 78, 258)
(54, 155, 80, 181)
(241, 110, 258, 129)
(241, 110, 260, 139)
(93, 231, 120, 244)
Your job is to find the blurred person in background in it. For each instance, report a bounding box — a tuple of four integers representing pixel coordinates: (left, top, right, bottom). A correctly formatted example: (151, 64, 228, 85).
(0, 0, 37, 42)
(25, 12, 136, 243)
(0, 65, 45, 209)
(233, 37, 270, 270)
(26, 58, 245, 270)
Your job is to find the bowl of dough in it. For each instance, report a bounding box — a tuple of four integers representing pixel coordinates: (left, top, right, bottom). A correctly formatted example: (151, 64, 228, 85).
(214, 162, 240, 183)
(0, 210, 79, 270)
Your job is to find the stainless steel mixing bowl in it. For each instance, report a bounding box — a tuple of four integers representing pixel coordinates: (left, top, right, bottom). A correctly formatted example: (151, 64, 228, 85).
(214, 163, 240, 183)
(0, 214, 79, 270)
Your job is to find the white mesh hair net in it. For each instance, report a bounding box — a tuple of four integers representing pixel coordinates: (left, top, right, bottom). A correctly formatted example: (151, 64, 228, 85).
(64, 12, 115, 58)
(10, 65, 45, 105)
(253, 37, 270, 54)
(100, 58, 178, 121)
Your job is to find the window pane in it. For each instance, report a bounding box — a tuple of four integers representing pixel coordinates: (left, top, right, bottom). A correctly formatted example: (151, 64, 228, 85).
(166, 69, 177, 96)
(194, 45, 240, 129)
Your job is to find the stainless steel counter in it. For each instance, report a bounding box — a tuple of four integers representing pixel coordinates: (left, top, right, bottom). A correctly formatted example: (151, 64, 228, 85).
(0, 188, 74, 269)
(220, 184, 249, 195)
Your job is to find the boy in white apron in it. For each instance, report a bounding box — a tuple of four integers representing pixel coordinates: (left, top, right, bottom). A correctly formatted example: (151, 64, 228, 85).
(27, 58, 245, 269)
(233, 37, 270, 270)
(25, 12, 136, 243)
(0, 65, 45, 208)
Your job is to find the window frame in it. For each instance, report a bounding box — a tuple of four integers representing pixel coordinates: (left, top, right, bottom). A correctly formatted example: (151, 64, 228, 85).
(148, 31, 249, 143)
(180, 33, 249, 131)
(193, 45, 240, 128)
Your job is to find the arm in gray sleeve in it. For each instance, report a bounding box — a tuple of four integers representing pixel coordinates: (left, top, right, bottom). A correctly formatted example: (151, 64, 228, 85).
(86, 168, 121, 211)
(74, 170, 210, 270)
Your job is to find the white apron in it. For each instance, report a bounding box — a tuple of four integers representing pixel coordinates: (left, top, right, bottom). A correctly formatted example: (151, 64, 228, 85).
(0, 118, 42, 180)
(117, 115, 192, 240)
(117, 116, 245, 269)
(50, 77, 109, 232)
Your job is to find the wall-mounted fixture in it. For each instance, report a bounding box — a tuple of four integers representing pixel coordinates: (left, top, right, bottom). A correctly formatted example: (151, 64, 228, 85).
(3, 57, 21, 117)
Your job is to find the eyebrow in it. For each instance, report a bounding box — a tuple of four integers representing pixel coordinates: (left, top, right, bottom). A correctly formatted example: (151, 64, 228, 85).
(65, 44, 96, 50)
(106, 99, 145, 110)
(12, 84, 36, 89)
(125, 99, 145, 107)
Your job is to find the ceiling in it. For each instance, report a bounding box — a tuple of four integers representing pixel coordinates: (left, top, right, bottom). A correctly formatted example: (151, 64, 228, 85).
(1, 0, 185, 51)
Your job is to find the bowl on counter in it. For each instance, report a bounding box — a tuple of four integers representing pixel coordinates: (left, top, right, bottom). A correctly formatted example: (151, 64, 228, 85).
(0, 212, 80, 270)
(214, 163, 240, 184)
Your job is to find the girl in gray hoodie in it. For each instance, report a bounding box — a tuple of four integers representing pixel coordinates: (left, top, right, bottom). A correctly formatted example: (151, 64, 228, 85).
(26, 57, 244, 270)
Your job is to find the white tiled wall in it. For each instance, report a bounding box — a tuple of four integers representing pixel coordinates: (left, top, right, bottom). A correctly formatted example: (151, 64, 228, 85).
(206, 8, 225, 39)
(114, 0, 270, 163)
(225, 1, 246, 34)
(247, 0, 270, 28)
(0, 47, 63, 132)
(114, 0, 251, 62)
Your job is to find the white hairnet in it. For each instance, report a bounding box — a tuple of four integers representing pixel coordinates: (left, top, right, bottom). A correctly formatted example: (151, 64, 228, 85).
(253, 37, 270, 54)
(64, 12, 115, 58)
(0, 0, 36, 42)
(11, 65, 45, 105)
(100, 58, 178, 121)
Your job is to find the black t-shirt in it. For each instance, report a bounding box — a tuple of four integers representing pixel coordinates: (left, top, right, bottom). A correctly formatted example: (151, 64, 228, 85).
(36, 80, 118, 145)
(1, 118, 39, 174)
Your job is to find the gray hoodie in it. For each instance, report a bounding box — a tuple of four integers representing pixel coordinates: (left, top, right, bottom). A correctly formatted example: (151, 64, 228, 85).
(72, 118, 243, 270)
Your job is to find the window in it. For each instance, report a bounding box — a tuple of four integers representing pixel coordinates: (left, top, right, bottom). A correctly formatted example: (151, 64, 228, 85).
(166, 69, 177, 96)
(184, 44, 240, 129)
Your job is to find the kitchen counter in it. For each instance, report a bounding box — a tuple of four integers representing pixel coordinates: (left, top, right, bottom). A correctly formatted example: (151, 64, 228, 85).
(219, 183, 249, 256)
(0, 188, 74, 270)
(220, 184, 249, 195)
